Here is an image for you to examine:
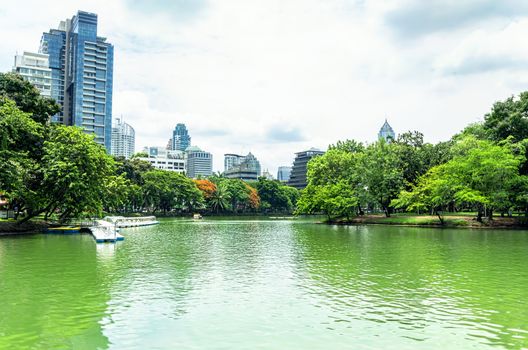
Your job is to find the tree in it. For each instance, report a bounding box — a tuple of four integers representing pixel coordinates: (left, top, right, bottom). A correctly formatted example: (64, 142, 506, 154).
(142, 170, 204, 213)
(194, 179, 217, 200)
(483, 92, 528, 143)
(297, 148, 366, 218)
(0, 72, 60, 124)
(0, 99, 44, 207)
(18, 125, 116, 222)
(115, 157, 153, 185)
(393, 136, 524, 222)
(246, 183, 260, 210)
(362, 140, 404, 216)
(209, 183, 230, 213)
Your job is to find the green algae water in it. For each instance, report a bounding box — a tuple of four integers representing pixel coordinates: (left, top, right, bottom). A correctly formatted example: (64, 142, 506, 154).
(1, 219, 528, 349)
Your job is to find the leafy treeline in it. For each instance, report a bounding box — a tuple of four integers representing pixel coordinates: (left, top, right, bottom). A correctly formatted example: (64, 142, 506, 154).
(297, 92, 528, 222)
(111, 162, 298, 214)
(0, 72, 299, 222)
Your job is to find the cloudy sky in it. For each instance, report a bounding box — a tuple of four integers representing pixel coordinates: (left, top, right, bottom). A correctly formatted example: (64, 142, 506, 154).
(1, 0, 527, 173)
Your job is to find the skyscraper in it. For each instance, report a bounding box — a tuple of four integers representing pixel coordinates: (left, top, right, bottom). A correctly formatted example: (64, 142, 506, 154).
(111, 118, 135, 159)
(186, 146, 213, 178)
(12, 52, 52, 98)
(39, 11, 114, 150)
(277, 166, 292, 182)
(172, 123, 191, 151)
(288, 148, 325, 189)
(378, 119, 396, 142)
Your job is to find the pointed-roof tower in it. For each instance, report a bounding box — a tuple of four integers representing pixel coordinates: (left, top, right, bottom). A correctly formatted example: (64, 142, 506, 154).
(378, 118, 395, 142)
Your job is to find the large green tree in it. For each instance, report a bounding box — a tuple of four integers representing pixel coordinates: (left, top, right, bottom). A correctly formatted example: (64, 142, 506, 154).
(362, 140, 404, 216)
(483, 92, 528, 143)
(0, 72, 60, 124)
(17, 126, 116, 222)
(393, 136, 525, 222)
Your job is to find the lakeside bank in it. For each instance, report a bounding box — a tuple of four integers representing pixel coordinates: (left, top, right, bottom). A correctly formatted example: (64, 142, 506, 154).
(327, 214, 528, 229)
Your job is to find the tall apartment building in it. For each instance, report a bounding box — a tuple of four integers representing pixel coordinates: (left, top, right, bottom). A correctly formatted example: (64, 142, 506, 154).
(288, 148, 325, 189)
(277, 166, 292, 182)
(172, 123, 191, 151)
(111, 118, 135, 159)
(186, 146, 213, 178)
(39, 11, 114, 150)
(12, 52, 52, 98)
(224, 152, 261, 181)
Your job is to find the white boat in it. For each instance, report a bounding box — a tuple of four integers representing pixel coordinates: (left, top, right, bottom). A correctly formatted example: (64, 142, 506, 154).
(103, 216, 159, 228)
(193, 213, 203, 219)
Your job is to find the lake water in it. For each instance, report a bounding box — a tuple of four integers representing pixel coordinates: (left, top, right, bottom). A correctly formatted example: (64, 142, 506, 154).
(1, 218, 528, 349)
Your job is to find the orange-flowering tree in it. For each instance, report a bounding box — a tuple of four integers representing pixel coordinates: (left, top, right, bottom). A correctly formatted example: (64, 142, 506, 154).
(245, 183, 260, 210)
(194, 179, 217, 199)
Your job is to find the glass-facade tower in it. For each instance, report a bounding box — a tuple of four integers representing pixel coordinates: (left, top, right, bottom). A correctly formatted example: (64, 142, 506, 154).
(40, 11, 114, 151)
(172, 123, 191, 151)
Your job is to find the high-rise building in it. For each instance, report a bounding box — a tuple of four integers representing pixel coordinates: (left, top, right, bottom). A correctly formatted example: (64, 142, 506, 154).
(172, 123, 191, 151)
(185, 146, 212, 178)
(224, 152, 261, 181)
(12, 52, 52, 98)
(288, 148, 325, 189)
(39, 25, 66, 122)
(111, 118, 135, 159)
(39, 11, 114, 150)
(277, 166, 292, 182)
(378, 119, 396, 142)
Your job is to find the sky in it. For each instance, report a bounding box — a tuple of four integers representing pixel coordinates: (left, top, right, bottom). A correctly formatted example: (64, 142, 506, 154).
(1, 0, 527, 174)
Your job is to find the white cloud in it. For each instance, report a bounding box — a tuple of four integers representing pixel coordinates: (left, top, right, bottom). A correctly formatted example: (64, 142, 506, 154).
(1, 0, 527, 174)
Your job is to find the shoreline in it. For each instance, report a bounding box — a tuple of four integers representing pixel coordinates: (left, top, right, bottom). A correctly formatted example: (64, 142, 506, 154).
(0, 221, 49, 236)
(325, 215, 528, 230)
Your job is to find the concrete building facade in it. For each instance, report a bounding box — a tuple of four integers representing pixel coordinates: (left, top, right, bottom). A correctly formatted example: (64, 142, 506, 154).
(13, 52, 52, 98)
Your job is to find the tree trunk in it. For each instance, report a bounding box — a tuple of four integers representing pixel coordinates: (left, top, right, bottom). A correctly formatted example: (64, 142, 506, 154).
(435, 209, 444, 225)
(477, 208, 483, 222)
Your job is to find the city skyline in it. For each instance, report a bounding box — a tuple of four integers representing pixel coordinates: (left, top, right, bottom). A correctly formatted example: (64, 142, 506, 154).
(2, 1, 527, 172)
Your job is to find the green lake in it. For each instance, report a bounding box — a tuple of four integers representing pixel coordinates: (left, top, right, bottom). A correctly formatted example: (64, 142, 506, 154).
(1, 218, 528, 349)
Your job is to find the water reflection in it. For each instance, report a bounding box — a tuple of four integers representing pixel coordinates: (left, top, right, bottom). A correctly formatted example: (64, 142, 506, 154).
(0, 234, 110, 349)
(291, 224, 528, 348)
(1, 220, 528, 349)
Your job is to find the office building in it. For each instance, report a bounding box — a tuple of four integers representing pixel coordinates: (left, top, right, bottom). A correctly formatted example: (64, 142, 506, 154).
(111, 118, 135, 159)
(378, 119, 396, 142)
(186, 146, 212, 178)
(172, 123, 191, 151)
(39, 11, 114, 150)
(12, 52, 52, 98)
(288, 148, 325, 189)
(224, 153, 242, 172)
(138, 146, 186, 173)
(224, 152, 261, 181)
(277, 166, 292, 182)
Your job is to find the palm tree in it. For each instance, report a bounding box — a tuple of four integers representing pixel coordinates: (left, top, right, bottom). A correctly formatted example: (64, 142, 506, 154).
(209, 184, 230, 213)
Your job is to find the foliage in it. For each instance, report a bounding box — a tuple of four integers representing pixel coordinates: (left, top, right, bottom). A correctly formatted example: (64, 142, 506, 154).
(393, 136, 525, 221)
(0, 99, 43, 203)
(142, 170, 204, 213)
(0, 72, 60, 124)
(256, 177, 298, 212)
(194, 179, 217, 199)
(482, 92, 528, 143)
(115, 156, 153, 185)
(361, 140, 404, 216)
